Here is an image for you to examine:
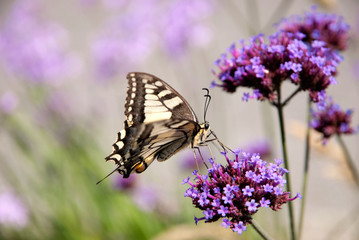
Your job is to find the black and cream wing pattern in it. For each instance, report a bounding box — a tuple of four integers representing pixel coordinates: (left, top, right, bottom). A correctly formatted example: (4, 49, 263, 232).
(105, 72, 209, 178)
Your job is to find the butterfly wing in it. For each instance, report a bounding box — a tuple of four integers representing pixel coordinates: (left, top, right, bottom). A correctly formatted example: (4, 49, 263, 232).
(105, 72, 201, 178)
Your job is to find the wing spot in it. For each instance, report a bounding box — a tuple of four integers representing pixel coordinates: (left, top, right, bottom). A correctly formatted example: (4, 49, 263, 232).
(144, 84, 157, 89)
(142, 79, 148, 84)
(128, 106, 132, 112)
(158, 89, 172, 98)
(144, 111, 172, 123)
(115, 141, 124, 149)
(145, 100, 162, 106)
(155, 81, 163, 87)
(164, 96, 182, 109)
(110, 154, 122, 160)
(145, 89, 155, 94)
(119, 129, 126, 139)
(144, 106, 168, 113)
(129, 99, 134, 105)
(132, 87, 136, 92)
(129, 73, 135, 77)
(131, 93, 136, 99)
(145, 94, 158, 100)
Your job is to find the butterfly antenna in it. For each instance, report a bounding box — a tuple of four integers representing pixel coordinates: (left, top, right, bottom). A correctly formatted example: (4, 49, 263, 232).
(202, 88, 211, 122)
(96, 167, 119, 185)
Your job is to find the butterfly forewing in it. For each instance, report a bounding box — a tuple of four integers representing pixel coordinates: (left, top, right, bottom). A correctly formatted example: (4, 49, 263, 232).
(106, 72, 204, 178)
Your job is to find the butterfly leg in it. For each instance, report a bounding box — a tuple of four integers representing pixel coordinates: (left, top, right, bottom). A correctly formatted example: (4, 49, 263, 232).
(192, 148, 201, 174)
(194, 146, 209, 169)
(209, 130, 234, 153)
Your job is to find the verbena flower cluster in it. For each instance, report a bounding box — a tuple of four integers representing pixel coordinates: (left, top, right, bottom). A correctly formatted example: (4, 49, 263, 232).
(183, 151, 300, 235)
(212, 9, 349, 103)
(310, 98, 358, 141)
(276, 6, 350, 51)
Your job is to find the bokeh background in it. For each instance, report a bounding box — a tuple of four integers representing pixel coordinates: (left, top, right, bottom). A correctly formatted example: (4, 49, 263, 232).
(0, 0, 358, 239)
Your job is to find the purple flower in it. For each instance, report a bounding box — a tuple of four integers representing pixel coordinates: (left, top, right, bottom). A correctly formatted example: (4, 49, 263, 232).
(0, 191, 28, 228)
(263, 184, 274, 193)
(277, 6, 350, 51)
(242, 186, 255, 196)
(0, 1, 78, 83)
(184, 151, 299, 235)
(217, 205, 229, 217)
(245, 199, 258, 212)
(233, 221, 247, 235)
(243, 139, 272, 160)
(222, 218, 230, 228)
(310, 97, 358, 141)
(260, 197, 270, 208)
(131, 185, 159, 212)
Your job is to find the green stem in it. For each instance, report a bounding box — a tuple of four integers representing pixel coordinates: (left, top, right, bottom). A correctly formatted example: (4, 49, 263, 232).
(276, 87, 296, 240)
(336, 135, 359, 187)
(282, 87, 301, 107)
(298, 97, 312, 239)
(252, 220, 274, 240)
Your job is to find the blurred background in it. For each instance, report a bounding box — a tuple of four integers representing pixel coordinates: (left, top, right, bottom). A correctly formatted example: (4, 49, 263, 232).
(0, 0, 358, 239)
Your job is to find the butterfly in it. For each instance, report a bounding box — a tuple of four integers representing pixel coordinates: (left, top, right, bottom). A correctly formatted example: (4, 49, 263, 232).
(104, 72, 212, 179)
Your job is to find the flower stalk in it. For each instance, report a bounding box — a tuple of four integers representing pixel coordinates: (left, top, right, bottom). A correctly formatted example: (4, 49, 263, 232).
(336, 135, 359, 187)
(276, 85, 296, 240)
(298, 97, 312, 239)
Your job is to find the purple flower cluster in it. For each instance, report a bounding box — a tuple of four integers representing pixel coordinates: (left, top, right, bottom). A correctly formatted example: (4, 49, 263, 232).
(212, 32, 342, 102)
(310, 98, 358, 141)
(183, 151, 300, 235)
(0, 1, 77, 83)
(93, 0, 214, 81)
(212, 8, 348, 103)
(276, 6, 350, 51)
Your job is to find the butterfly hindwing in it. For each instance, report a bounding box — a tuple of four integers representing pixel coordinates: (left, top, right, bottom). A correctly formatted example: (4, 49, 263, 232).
(106, 72, 203, 178)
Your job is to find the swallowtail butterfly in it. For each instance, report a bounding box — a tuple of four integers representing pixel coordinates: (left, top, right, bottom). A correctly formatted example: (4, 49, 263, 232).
(105, 72, 211, 178)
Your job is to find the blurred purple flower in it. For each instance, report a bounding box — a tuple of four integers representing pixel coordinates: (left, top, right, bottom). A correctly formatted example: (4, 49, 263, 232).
(277, 6, 350, 51)
(0, 0, 78, 83)
(180, 151, 209, 171)
(0, 191, 28, 228)
(184, 151, 300, 235)
(243, 139, 271, 159)
(310, 97, 358, 142)
(132, 185, 159, 212)
(1, 91, 18, 114)
(212, 32, 342, 102)
(113, 174, 158, 212)
(92, 0, 214, 81)
(113, 174, 137, 190)
(180, 152, 198, 171)
(159, 0, 213, 57)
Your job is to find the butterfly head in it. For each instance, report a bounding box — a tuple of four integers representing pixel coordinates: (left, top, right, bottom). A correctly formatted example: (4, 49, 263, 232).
(192, 121, 210, 147)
